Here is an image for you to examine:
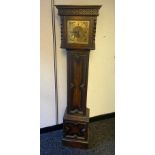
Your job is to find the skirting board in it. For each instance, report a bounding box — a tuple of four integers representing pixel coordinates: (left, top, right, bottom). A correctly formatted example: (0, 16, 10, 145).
(40, 112, 115, 134)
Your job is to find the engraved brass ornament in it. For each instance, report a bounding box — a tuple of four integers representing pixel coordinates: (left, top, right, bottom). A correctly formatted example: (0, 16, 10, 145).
(67, 20, 89, 44)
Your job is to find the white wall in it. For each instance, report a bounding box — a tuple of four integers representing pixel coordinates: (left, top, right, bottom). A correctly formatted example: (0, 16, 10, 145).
(40, 0, 56, 128)
(87, 0, 115, 117)
(40, 0, 115, 127)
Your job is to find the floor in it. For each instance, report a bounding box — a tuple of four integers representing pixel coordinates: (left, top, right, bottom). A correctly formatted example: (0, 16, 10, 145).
(40, 118, 115, 155)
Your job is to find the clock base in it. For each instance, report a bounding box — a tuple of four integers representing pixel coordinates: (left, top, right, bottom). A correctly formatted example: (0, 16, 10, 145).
(62, 108, 90, 149)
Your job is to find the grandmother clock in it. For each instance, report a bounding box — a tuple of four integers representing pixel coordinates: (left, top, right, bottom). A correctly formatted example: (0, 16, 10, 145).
(56, 5, 101, 148)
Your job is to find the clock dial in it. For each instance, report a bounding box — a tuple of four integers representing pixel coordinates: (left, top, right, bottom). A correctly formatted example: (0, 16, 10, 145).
(67, 20, 89, 44)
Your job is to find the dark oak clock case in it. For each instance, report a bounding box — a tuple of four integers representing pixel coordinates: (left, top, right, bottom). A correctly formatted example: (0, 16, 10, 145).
(55, 5, 101, 149)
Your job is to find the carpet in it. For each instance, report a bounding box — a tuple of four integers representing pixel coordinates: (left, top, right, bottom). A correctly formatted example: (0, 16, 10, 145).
(40, 118, 115, 155)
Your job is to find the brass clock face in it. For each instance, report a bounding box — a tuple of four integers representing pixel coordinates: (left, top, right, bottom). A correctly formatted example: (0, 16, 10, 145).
(67, 20, 89, 44)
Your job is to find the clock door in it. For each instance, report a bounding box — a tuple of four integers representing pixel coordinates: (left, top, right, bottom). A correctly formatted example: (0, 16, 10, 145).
(67, 50, 89, 115)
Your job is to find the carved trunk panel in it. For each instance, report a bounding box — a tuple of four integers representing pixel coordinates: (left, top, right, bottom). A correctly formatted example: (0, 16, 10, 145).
(67, 50, 90, 115)
(64, 120, 88, 141)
